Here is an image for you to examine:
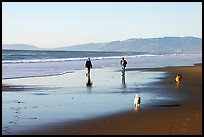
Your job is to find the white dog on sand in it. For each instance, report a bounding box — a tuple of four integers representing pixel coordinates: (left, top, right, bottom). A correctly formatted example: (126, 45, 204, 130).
(134, 94, 141, 109)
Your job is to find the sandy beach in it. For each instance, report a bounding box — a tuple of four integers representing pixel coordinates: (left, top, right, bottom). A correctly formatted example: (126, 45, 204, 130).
(2, 2, 202, 135)
(3, 63, 201, 135)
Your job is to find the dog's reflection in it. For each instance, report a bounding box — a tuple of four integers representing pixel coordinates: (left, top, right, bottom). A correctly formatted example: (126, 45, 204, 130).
(86, 73, 93, 87)
(121, 75, 126, 88)
(134, 105, 141, 112)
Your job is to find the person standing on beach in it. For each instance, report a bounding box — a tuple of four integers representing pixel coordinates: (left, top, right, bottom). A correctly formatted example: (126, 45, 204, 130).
(120, 57, 127, 76)
(85, 58, 92, 75)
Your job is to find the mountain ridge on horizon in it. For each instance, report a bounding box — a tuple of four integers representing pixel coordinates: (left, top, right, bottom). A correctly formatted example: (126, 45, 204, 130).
(2, 36, 202, 54)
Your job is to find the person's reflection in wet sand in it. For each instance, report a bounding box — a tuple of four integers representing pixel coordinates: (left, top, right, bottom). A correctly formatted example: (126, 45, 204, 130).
(121, 75, 126, 88)
(86, 73, 93, 87)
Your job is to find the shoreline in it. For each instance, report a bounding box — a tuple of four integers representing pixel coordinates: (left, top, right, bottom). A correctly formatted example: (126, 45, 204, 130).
(7, 63, 202, 135)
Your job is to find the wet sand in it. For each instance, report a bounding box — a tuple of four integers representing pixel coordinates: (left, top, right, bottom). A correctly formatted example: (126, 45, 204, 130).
(8, 63, 201, 135)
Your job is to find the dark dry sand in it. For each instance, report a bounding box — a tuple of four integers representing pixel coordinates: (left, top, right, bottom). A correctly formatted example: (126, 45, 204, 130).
(3, 64, 202, 135)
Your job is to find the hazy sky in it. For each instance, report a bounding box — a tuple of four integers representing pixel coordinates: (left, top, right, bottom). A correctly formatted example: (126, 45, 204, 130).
(2, 2, 202, 48)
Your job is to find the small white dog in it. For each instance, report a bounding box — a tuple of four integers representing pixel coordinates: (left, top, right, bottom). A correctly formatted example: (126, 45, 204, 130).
(134, 94, 141, 109)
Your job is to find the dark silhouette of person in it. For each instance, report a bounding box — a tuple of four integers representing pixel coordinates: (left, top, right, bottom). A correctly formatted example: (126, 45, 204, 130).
(120, 57, 127, 76)
(85, 58, 92, 75)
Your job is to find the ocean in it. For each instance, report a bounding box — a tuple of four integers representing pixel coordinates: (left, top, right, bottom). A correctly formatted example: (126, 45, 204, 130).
(2, 50, 202, 79)
(2, 50, 202, 134)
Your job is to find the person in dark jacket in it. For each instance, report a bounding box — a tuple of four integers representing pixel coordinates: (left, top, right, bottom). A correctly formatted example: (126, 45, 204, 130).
(85, 58, 92, 75)
(120, 57, 127, 76)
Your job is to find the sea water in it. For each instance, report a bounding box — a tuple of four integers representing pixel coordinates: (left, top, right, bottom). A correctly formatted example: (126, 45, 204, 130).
(2, 50, 202, 134)
(2, 50, 201, 79)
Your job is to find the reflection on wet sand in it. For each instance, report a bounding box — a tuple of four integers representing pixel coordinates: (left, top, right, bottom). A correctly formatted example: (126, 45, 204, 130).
(134, 105, 141, 112)
(176, 82, 181, 89)
(86, 74, 93, 87)
(121, 75, 126, 88)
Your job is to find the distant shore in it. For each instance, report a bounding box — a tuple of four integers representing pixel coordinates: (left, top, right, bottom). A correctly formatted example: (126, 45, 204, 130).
(11, 63, 202, 135)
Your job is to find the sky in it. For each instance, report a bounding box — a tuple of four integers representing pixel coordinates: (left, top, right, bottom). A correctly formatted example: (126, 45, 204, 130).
(2, 2, 202, 48)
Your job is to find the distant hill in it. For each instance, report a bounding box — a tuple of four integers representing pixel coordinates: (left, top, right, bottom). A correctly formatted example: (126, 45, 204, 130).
(2, 44, 40, 50)
(2, 36, 202, 53)
(56, 36, 202, 54)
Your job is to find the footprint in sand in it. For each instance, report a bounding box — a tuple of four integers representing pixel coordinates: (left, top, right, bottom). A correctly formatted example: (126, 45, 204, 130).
(180, 128, 186, 132)
(181, 123, 187, 126)
(186, 118, 190, 121)
(195, 113, 200, 117)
